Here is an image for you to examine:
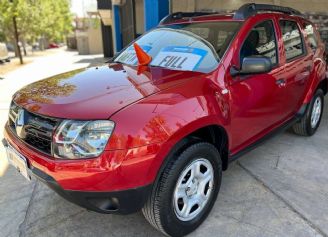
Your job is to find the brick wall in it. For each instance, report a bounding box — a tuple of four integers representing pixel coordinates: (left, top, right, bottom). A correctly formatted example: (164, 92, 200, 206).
(304, 13, 328, 50)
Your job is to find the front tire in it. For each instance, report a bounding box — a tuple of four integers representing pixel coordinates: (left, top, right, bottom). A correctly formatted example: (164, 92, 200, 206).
(292, 89, 324, 136)
(142, 142, 222, 237)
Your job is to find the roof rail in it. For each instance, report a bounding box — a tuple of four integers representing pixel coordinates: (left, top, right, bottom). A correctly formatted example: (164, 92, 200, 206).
(233, 3, 303, 20)
(159, 12, 217, 25)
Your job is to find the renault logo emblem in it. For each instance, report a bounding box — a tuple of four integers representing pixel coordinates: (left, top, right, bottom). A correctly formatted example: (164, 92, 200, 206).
(15, 109, 26, 138)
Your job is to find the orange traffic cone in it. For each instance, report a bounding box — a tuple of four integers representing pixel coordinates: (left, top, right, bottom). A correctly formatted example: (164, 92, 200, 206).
(133, 43, 152, 66)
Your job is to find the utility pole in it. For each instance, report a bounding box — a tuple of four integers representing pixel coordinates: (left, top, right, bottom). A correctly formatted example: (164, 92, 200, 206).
(10, 0, 23, 64)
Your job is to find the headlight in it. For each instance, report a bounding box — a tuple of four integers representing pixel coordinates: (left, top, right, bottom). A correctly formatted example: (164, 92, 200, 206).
(53, 120, 115, 159)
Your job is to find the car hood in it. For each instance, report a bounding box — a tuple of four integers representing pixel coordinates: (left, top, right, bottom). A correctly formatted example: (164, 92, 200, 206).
(13, 63, 202, 119)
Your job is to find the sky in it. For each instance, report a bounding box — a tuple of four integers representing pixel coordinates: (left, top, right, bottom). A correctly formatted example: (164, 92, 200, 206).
(70, 0, 97, 17)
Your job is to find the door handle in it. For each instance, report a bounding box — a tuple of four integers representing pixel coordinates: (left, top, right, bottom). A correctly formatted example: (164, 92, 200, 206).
(276, 78, 286, 87)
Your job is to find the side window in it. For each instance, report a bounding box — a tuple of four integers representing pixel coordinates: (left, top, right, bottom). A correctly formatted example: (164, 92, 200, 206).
(304, 23, 318, 51)
(240, 20, 278, 66)
(279, 20, 305, 61)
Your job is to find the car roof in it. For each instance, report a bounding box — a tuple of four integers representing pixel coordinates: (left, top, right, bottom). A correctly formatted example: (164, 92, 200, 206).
(160, 12, 308, 26)
(160, 14, 240, 25)
(159, 3, 306, 26)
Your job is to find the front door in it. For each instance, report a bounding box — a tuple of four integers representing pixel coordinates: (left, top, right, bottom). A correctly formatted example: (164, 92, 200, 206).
(228, 19, 288, 153)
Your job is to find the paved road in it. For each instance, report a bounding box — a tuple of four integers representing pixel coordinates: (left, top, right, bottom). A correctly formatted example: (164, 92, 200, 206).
(0, 49, 327, 237)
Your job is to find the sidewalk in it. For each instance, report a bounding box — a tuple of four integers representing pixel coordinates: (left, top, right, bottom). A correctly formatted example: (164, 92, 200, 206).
(0, 49, 59, 77)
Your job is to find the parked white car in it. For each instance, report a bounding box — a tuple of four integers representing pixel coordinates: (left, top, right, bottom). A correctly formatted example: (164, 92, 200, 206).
(0, 43, 10, 63)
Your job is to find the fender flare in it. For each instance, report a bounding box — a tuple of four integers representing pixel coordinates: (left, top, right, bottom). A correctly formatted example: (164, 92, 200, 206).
(303, 59, 327, 104)
(144, 116, 229, 185)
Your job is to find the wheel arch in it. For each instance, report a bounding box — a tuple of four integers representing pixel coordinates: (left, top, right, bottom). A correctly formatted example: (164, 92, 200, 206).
(317, 77, 327, 95)
(185, 125, 229, 170)
(150, 123, 230, 190)
(303, 59, 327, 103)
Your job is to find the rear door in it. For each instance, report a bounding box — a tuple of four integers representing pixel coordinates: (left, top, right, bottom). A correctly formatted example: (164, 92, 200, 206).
(278, 19, 312, 114)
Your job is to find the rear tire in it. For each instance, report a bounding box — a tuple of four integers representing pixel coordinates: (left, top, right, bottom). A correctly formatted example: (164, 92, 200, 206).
(142, 142, 222, 237)
(292, 89, 324, 136)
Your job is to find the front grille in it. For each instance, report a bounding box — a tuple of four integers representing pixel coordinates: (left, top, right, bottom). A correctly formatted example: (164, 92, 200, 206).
(8, 102, 59, 155)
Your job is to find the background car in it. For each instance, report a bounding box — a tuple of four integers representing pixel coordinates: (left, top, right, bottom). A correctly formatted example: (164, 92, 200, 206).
(48, 43, 59, 49)
(0, 42, 10, 63)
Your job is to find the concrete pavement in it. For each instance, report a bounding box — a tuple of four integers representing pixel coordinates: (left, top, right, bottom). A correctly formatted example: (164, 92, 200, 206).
(0, 49, 327, 237)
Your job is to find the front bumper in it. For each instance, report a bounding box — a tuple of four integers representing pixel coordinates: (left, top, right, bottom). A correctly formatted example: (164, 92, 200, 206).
(2, 123, 161, 214)
(2, 138, 151, 214)
(32, 165, 152, 214)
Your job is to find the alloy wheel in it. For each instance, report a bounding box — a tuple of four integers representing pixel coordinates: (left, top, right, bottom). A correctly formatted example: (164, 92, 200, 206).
(311, 97, 322, 128)
(173, 158, 214, 221)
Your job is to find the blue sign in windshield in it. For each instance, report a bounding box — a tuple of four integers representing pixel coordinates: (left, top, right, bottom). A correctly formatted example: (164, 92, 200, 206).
(152, 46, 208, 71)
(115, 45, 152, 65)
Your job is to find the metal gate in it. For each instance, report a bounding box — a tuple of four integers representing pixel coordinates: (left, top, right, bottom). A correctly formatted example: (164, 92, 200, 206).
(120, 0, 136, 48)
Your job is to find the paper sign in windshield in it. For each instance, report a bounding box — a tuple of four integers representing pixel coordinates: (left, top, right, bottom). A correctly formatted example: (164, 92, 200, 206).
(115, 45, 152, 65)
(152, 46, 207, 71)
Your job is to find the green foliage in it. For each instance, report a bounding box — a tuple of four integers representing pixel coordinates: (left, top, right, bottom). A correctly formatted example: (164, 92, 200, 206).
(0, 0, 73, 43)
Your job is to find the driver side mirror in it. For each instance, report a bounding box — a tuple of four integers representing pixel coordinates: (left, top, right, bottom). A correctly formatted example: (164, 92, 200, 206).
(230, 56, 272, 77)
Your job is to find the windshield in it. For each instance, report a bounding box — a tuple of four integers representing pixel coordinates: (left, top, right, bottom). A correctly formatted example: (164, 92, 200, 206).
(114, 21, 241, 73)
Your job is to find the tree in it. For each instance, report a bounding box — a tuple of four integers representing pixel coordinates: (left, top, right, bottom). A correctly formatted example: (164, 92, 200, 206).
(0, 31, 5, 42)
(0, 0, 24, 63)
(0, 0, 73, 64)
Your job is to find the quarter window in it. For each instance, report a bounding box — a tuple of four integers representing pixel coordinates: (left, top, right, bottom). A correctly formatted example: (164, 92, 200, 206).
(279, 20, 305, 61)
(304, 23, 318, 51)
(240, 20, 278, 65)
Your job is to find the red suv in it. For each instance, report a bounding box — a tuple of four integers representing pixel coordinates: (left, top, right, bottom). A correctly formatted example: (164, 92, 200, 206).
(3, 4, 327, 236)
